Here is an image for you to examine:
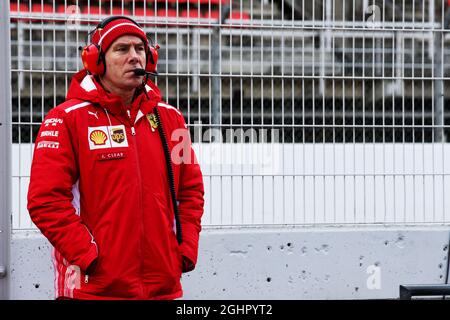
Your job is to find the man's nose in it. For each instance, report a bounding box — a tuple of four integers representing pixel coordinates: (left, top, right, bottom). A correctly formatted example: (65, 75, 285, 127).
(128, 47, 140, 63)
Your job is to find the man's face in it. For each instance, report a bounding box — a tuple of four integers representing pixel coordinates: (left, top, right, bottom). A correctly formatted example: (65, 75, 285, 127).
(101, 34, 146, 92)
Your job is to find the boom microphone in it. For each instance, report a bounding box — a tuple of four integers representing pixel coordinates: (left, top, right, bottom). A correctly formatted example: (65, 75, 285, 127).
(133, 68, 158, 76)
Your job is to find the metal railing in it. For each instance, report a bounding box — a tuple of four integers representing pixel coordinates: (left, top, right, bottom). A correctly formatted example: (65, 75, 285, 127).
(10, 0, 450, 230)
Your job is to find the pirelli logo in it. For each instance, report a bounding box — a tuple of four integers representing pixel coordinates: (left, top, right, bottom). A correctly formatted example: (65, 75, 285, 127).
(37, 141, 60, 149)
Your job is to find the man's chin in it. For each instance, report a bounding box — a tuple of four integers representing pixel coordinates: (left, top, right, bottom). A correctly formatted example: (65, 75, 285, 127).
(122, 78, 143, 89)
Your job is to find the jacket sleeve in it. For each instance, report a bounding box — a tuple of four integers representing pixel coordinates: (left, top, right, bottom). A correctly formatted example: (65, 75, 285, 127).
(27, 108, 98, 272)
(174, 114, 205, 273)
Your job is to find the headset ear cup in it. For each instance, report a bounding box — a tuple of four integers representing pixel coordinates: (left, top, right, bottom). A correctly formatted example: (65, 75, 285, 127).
(81, 44, 105, 76)
(145, 44, 159, 74)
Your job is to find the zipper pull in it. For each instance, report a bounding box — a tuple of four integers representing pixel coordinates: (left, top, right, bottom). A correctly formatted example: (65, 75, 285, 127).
(84, 274, 89, 284)
(127, 110, 131, 118)
(131, 127, 136, 136)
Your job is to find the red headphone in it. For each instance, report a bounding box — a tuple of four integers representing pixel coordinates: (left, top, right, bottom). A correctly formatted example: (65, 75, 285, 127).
(80, 16, 159, 76)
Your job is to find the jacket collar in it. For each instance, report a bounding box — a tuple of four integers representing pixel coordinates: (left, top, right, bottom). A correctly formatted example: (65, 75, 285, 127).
(67, 70, 162, 123)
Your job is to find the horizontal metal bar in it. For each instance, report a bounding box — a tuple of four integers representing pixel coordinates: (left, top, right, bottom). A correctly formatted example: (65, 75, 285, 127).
(200, 173, 450, 178)
(13, 222, 450, 233)
(186, 112, 445, 120)
(11, 111, 445, 121)
(400, 284, 450, 300)
(11, 122, 450, 129)
(11, 60, 442, 72)
(9, 13, 442, 30)
(177, 124, 450, 129)
(10, 21, 202, 35)
(11, 121, 450, 129)
(10, 69, 450, 81)
(10, 42, 443, 57)
(202, 222, 450, 229)
(13, 172, 450, 178)
(12, 21, 450, 41)
(9, 13, 246, 27)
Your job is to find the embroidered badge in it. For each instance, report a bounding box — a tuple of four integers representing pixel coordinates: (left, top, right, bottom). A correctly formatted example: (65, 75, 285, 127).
(110, 128, 125, 144)
(97, 152, 126, 161)
(146, 113, 158, 132)
(90, 130, 108, 145)
(108, 126, 128, 147)
(88, 125, 129, 150)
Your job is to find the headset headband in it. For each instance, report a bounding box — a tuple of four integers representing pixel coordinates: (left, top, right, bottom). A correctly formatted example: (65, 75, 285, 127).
(97, 15, 142, 30)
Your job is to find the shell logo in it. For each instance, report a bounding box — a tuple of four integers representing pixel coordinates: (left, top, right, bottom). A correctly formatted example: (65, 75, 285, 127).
(90, 130, 107, 145)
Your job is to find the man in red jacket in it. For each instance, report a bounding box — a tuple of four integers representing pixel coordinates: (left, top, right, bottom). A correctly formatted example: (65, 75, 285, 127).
(27, 16, 205, 300)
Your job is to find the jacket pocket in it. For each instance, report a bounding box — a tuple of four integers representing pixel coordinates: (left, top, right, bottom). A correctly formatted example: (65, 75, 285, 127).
(152, 192, 183, 275)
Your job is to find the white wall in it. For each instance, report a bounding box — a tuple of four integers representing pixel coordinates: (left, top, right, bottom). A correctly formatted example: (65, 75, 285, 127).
(13, 143, 450, 229)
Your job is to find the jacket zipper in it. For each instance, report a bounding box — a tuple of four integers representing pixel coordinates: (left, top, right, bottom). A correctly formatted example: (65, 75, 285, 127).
(130, 117, 145, 298)
(103, 108, 143, 295)
(83, 224, 97, 285)
(128, 110, 136, 136)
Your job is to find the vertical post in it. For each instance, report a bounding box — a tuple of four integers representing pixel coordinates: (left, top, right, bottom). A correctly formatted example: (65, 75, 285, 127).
(191, 29, 199, 93)
(428, 0, 435, 63)
(434, 30, 444, 142)
(211, 5, 230, 127)
(395, 33, 403, 97)
(0, 1, 12, 300)
(434, 4, 449, 142)
(18, 22, 24, 91)
(320, 0, 332, 95)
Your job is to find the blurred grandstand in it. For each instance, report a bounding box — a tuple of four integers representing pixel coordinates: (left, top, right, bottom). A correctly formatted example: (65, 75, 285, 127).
(9, 0, 450, 145)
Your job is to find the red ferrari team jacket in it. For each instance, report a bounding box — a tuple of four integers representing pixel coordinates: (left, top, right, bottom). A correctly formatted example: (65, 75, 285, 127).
(27, 70, 205, 300)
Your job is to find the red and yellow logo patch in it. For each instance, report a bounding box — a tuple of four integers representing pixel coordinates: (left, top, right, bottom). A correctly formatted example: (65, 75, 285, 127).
(89, 130, 107, 145)
(88, 125, 128, 150)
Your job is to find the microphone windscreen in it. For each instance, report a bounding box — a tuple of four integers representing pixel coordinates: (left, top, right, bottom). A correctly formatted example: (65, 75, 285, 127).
(133, 68, 146, 76)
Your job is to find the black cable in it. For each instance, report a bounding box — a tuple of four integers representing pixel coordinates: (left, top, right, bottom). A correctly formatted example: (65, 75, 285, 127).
(153, 106, 183, 245)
